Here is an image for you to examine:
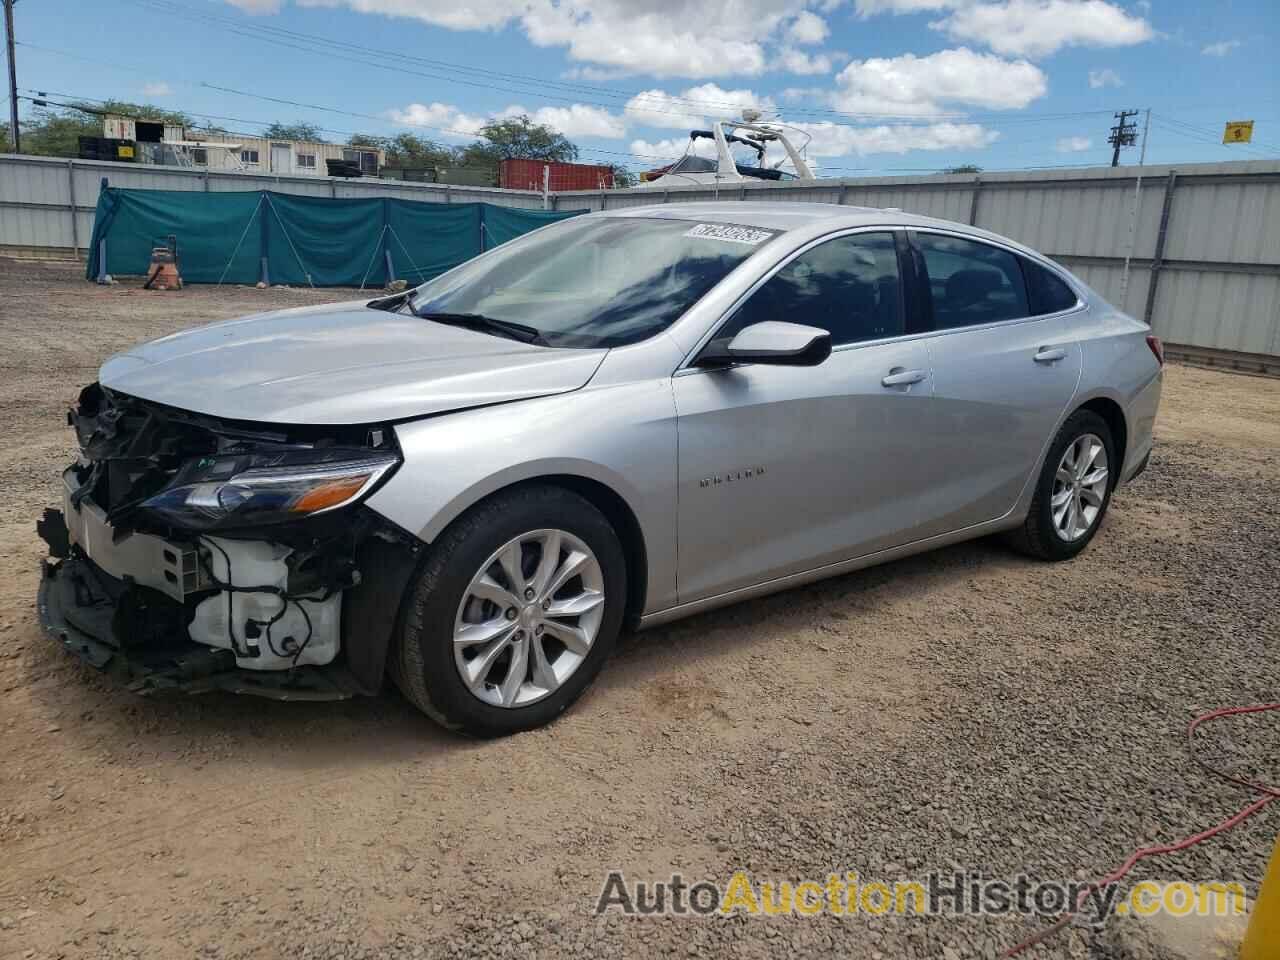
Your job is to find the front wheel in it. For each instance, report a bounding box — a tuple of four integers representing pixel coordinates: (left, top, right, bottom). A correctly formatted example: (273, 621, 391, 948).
(1007, 409, 1116, 561)
(391, 486, 627, 737)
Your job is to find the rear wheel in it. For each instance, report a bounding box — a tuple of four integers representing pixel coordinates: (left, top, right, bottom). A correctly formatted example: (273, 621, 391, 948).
(391, 486, 626, 737)
(1007, 409, 1116, 561)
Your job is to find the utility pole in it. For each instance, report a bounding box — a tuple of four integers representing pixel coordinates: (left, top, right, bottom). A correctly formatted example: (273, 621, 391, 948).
(1108, 109, 1139, 167)
(3, 0, 17, 152)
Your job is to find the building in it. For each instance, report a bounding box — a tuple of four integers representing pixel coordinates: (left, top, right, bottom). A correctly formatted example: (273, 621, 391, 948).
(101, 116, 385, 177)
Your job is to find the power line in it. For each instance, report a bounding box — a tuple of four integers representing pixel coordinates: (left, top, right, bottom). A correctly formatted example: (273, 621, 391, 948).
(1147, 115, 1274, 160)
(1152, 112, 1278, 156)
(124, 0, 1127, 130)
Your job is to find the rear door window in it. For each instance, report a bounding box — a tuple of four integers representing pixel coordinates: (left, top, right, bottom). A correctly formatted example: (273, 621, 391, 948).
(916, 233, 1029, 329)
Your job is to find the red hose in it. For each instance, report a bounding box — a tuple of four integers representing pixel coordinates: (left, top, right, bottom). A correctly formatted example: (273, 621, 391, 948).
(1001, 702, 1280, 958)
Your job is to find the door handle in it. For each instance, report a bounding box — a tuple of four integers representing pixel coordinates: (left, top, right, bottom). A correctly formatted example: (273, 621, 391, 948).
(1034, 347, 1067, 363)
(881, 368, 927, 387)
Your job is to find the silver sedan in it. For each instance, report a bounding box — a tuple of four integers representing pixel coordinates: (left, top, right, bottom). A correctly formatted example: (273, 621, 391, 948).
(38, 202, 1163, 736)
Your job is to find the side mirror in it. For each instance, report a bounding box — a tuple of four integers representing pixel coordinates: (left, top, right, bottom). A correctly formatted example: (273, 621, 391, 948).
(695, 321, 832, 368)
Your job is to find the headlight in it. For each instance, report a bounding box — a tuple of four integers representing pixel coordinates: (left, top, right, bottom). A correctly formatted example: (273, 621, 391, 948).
(139, 449, 399, 530)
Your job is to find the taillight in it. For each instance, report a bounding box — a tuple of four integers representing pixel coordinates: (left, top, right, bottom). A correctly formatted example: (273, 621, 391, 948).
(1146, 335, 1165, 367)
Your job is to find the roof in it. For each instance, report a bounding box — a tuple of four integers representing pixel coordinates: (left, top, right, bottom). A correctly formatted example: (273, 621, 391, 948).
(597, 199, 1059, 266)
(602, 201, 884, 232)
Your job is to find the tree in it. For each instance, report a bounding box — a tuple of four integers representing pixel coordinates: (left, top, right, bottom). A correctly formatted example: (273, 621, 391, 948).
(459, 115, 578, 166)
(609, 165, 637, 188)
(349, 132, 457, 168)
(944, 164, 983, 174)
(263, 121, 325, 142)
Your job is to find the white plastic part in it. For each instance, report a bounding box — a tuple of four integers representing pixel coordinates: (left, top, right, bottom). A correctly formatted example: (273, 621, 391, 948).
(188, 536, 341, 671)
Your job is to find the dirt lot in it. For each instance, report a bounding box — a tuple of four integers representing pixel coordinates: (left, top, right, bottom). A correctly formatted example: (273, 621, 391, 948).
(1, 258, 1277, 960)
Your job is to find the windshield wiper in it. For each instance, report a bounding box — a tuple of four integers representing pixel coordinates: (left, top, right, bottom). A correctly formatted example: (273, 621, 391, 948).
(415, 311, 547, 345)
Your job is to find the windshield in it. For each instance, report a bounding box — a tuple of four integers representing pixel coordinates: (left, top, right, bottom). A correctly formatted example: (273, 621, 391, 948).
(408, 216, 775, 348)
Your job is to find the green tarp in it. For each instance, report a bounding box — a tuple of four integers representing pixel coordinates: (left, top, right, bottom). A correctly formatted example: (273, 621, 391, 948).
(85, 184, 583, 287)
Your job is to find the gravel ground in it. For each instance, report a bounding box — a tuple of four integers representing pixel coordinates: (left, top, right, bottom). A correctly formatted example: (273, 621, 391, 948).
(0, 258, 1277, 960)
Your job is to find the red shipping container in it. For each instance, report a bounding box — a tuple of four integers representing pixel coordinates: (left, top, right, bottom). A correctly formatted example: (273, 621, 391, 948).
(500, 158, 615, 192)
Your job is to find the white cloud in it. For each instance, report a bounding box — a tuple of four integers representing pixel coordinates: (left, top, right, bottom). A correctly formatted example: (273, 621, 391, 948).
(793, 119, 1000, 156)
(1055, 135, 1092, 152)
(625, 84, 776, 130)
(931, 0, 1154, 58)
(1202, 39, 1242, 56)
(787, 10, 829, 44)
(1088, 67, 1122, 88)
(265, 0, 833, 78)
(630, 137, 707, 161)
(294, 0, 524, 30)
(142, 82, 173, 97)
(387, 102, 489, 138)
(830, 47, 1047, 118)
(775, 47, 840, 74)
(390, 101, 624, 140)
(499, 104, 627, 138)
(521, 2, 781, 78)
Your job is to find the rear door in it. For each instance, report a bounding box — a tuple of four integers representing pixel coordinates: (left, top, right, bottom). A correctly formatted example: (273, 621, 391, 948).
(910, 230, 1082, 537)
(673, 230, 939, 602)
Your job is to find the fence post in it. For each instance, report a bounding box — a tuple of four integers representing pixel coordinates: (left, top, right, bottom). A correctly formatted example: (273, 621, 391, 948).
(968, 176, 982, 226)
(203, 169, 210, 192)
(382, 197, 392, 285)
(96, 239, 108, 283)
(1142, 169, 1177, 328)
(259, 191, 270, 286)
(66, 160, 79, 259)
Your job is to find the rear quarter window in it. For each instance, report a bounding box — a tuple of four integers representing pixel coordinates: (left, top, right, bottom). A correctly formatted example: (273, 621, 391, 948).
(1022, 259, 1080, 316)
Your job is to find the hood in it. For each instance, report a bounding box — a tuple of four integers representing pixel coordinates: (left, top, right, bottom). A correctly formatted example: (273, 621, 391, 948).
(98, 300, 608, 425)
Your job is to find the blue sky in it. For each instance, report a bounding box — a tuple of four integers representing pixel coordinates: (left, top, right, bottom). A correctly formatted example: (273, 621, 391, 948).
(8, 0, 1278, 175)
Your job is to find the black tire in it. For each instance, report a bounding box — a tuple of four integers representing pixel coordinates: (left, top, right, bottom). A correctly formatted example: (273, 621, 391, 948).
(1006, 409, 1116, 562)
(390, 485, 627, 737)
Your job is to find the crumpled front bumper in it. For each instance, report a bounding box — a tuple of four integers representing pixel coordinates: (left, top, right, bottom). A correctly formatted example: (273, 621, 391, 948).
(37, 522, 362, 701)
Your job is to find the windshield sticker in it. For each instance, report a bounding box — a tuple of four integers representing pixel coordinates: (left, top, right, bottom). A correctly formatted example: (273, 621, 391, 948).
(684, 223, 776, 246)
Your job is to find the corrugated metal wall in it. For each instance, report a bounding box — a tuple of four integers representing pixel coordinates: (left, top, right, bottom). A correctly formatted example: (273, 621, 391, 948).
(3, 154, 1277, 359)
(554, 160, 1280, 359)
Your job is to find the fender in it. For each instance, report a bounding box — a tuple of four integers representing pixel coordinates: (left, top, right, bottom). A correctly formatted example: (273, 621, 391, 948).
(365, 379, 680, 615)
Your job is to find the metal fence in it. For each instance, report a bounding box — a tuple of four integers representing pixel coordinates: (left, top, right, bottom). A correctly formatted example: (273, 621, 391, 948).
(3, 153, 1278, 365)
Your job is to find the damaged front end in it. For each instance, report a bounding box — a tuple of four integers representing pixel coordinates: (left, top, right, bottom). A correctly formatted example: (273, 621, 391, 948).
(37, 384, 422, 700)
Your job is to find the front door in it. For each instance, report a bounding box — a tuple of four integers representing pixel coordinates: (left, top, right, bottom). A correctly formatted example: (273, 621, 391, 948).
(673, 231, 937, 604)
(270, 143, 291, 174)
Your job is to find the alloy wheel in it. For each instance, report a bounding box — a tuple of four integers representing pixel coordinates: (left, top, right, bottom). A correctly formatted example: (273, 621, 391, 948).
(453, 528, 605, 708)
(1051, 433, 1109, 542)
